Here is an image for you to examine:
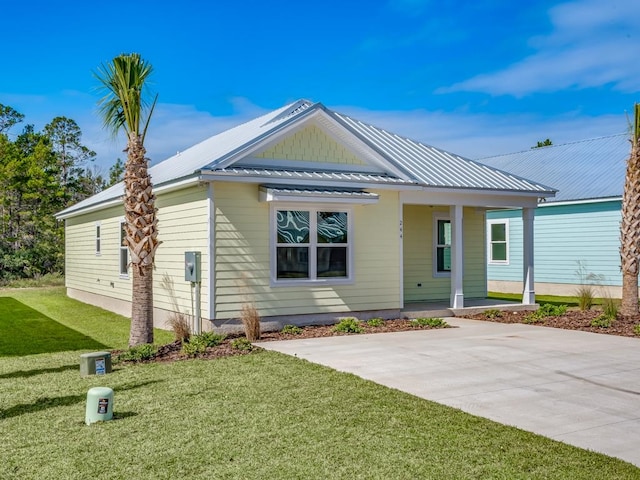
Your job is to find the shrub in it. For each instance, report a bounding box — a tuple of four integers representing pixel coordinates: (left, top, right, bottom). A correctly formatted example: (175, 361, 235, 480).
(602, 296, 619, 319)
(483, 309, 502, 319)
(117, 343, 157, 363)
(181, 332, 227, 357)
(537, 304, 567, 317)
(282, 324, 303, 335)
(333, 317, 364, 334)
(168, 312, 191, 342)
(576, 285, 594, 311)
(634, 324, 640, 336)
(241, 303, 261, 342)
(410, 317, 449, 328)
(181, 340, 206, 357)
(522, 313, 543, 324)
(231, 338, 254, 351)
(367, 318, 385, 327)
(591, 315, 613, 328)
(197, 331, 227, 347)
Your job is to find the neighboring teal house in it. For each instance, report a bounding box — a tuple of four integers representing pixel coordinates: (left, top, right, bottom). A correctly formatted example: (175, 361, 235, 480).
(478, 134, 630, 297)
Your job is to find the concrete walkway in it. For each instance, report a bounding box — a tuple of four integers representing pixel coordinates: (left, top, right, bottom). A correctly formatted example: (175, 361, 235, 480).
(257, 318, 640, 467)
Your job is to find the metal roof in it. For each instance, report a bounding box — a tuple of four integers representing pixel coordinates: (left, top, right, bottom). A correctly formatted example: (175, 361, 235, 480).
(476, 134, 630, 203)
(57, 99, 556, 218)
(207, 167, 413, 185)
(331, 111, 555, 194)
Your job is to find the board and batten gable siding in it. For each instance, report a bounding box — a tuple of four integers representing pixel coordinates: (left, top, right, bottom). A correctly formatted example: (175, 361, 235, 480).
(65, 185, 210, 318)
(403, 205, 486, 302)
(65, 205, 132, 301)
(254, 124, 367, 165)
(153, 185, 210, 317)
(213, 181, 401, 319)
(487, 200, 622, 286)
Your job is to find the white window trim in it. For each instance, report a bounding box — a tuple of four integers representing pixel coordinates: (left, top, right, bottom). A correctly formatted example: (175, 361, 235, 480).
(269, 203, 354, 287)
(433, 215, 451, 278)
(488, 219, 510, 265)
(95, 222, 101, 256)
(119, 219, 129, 278)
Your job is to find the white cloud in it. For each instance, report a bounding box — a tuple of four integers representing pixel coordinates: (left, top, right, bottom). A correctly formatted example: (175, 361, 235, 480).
(439, 0, 640, 96)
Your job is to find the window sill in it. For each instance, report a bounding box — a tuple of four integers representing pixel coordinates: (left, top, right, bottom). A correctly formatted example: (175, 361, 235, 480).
(270, 277, 354, 288)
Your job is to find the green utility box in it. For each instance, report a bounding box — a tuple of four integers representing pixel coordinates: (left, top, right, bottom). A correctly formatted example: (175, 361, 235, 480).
(80, 351, 112, 376)
(85, 387, 114, 425)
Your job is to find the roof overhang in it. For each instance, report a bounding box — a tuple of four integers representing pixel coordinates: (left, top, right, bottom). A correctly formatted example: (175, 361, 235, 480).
(259, 186, 379, 204)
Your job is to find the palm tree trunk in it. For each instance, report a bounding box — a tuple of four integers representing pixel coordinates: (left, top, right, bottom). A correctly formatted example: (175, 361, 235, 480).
(124, 132, 160, 346)
(620, 130, 640, 316)
(130, 264, 154, 345)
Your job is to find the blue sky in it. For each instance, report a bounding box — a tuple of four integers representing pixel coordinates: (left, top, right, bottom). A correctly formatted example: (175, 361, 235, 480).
(2, 0, 638, 171)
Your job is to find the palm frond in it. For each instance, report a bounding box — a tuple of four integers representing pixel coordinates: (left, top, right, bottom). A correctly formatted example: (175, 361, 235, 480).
(93, 53, 156, 141)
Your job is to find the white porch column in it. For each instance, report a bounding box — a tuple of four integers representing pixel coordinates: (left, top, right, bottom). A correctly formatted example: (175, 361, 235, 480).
(450, 205, 464, 308)
(522, 207, 535, 305)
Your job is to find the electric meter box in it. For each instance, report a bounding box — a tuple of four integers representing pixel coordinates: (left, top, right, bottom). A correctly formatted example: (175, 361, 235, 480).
(80, 351, 112, 376)
(185, 251, 201, 282)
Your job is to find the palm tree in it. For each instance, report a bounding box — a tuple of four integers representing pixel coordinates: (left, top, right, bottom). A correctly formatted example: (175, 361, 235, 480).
(620, 103, 640, 316)
(95, 53, 160, 345)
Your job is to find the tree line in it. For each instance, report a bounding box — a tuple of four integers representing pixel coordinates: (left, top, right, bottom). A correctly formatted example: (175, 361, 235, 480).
(0, 104, 123, 283)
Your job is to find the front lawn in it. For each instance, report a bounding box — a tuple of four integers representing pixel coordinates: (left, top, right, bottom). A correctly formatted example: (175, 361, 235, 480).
(1, 288, 638, 478)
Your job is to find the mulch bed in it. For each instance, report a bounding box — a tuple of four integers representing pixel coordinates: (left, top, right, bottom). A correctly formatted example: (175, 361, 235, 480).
(462, 309, 640, 338)
(116, 310, 640, 364)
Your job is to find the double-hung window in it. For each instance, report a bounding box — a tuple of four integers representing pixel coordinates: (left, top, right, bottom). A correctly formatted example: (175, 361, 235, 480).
(273, 207, 351, 284)
(119, 221, 129, 277)
(95, 223, 101, 255)
(434, 217, 451, 276)
(488, 220, 509, 264)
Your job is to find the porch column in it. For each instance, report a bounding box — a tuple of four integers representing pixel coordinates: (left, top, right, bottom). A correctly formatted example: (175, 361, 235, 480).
(450, 204, 464, 308)
(522, 207, 535, 305)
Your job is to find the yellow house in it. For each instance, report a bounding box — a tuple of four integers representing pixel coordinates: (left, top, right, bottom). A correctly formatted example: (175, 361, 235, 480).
(56, 100, 555, 331)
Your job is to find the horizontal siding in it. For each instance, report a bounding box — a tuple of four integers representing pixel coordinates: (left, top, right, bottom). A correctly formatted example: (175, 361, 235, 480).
(154, 185, 210, 316)
(487, 201, 622, 287)
(65, 205, 132, 301)
(213, 182, 401, 319)
(403, 206, 486, 302)
(65, 185, 210, 317)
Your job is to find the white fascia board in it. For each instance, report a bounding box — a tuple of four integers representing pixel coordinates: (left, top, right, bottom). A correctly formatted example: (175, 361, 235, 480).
(400, 190, 542, 208)
(237, 157, 384, 174)
(538, 196, 621, 208)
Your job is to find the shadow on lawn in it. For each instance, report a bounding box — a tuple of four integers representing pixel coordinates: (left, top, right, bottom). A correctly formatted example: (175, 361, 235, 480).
(0, 363, 79, 380)
(0, 380, 163, 420)
(0, 297, 108, 356)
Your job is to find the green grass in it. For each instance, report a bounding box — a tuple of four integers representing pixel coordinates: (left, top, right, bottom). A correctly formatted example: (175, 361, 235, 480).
(0, 288, 638, 478)
(488, 291, 612, 307)
(0, 287, 173, 352)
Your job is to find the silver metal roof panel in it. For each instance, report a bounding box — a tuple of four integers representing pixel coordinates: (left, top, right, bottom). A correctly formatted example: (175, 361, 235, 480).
(476, 134, 629, 203)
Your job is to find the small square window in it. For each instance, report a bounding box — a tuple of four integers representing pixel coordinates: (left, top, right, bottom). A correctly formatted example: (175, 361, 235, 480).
(488, 221, 509, 264)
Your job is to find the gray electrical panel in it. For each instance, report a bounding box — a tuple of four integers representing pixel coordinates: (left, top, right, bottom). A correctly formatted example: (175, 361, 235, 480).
(185, 251, 201, 282)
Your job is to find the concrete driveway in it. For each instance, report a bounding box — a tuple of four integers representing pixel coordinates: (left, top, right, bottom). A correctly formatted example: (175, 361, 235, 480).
(257, 318, 640, 467)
